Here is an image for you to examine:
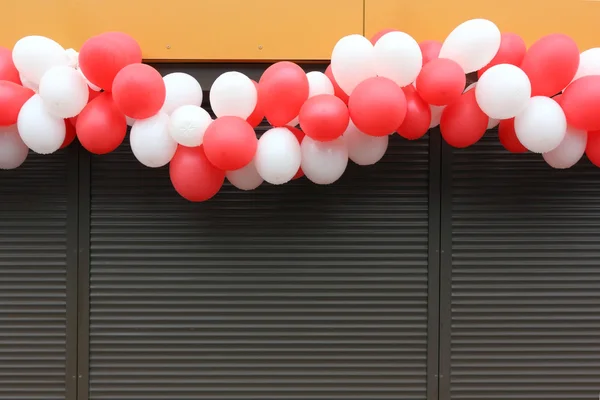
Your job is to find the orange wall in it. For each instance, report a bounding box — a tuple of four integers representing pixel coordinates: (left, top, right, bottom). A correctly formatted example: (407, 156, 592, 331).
(0, 0, 598, 61)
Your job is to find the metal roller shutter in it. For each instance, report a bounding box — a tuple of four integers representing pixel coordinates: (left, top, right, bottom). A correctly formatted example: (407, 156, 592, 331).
(447, 131, 600, 400)
(0, 152, 70, 400)
(87, 124, 430, 399)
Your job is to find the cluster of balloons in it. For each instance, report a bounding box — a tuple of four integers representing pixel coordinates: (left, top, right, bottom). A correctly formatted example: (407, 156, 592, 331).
(2, 19, 600, 201)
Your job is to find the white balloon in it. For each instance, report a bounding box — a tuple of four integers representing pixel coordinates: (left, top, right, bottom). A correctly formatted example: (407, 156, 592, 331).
(306, 71, 334, 98)
(77, 69, 101, 91)
(487, 118, 500, 130)
(39, 66, 89, 118)
(162, 73, 203, 115)
(254, 127, 301, 185)
(543, 126, 587, 169)
(285, 116, 300, 127)
(65, 48, 79, 68)
(429, 105, 445, 128)
(374, 31, 422, 87)
(515, 96, 567, 154)
(168, 105, 212, 147)
(20, 74, 38, 92)
(0, 125, 29, 169)
(126, 116, 136, 127)
(572, 48, 600, 83)
(344, 121, 388, 165)
(331, 34, 376, 95)
(226, 159, 263, 190)
(439, 19, 501, 73)
(17, 95, 65, 154)
(12, 36, 69, 84)
(130, 112, 177, 168)
(464, 82, 477, 93)
(476, 64, 531, 120)
(209, 71, 256, 119)
(301, 136, 348, 185)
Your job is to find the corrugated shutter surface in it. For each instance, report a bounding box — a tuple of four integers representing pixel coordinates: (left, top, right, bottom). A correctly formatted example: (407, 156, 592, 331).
(450, 131, 600, 400)
(0, 152, 68, 400)
(88, 118, 430, 399)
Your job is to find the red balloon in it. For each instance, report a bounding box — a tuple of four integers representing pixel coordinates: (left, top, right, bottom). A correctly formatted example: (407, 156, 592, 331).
(78, 32, 142, 91)
(287, 126, 305, 179)
(0, 81, 34, 126)
(325, 65, 349, 104)
(478, 33, 526, 78)
(247, 80, 264, 128)
(440, 89, 488, 148)
(520, 33, 579, 97)
(370, 28, 398, 45)
(348, 77, 407, 137)
(60, 120, 77, 149)
(397, 85, 431, 140)
(0, 47, 21, 84)
(170, 145, 225, 202)
(259, 62, 309, 127)
(203, 116, 258, 171)
(76, 92, 127, 154)
(586, 131, 600, 167)
(419, 40, 442, 65)
(299, 94, 349, 142)
(416, 58, 465, 106)
(498, 118, 527, 153)
(561, 76, 600, 131)
(112, 63, 166, 120)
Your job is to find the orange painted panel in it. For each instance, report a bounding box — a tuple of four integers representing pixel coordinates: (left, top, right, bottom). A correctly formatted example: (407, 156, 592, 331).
(0, 0, 363, 61)
(365, 0, 600, 51)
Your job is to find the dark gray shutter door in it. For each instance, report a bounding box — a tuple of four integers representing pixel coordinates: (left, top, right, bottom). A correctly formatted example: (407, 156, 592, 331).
(448, 131, 600, 400)
(88, 128, 430, 399)
(0, 152, 69, 399)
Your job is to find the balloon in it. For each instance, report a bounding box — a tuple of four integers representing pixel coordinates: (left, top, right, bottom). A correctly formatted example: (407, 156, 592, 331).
(487, 118, 500, 130)
(348, 77, 406, 136)
(246, 80, 264, 128)
(210, 71, 257, 119)
(130, 112, 178, 168)
(299, 94, 349, 142)
(60, 121, 76, 149)
(112, 63, 166, 119)
(514, 96, 567, 153)
(429, 105, 445, 128)
(498, 118, 527, 153)
(560, 76, 600, 131)
(439, 19, 501, 73)
(374, 31, 422, 87)
(170, 145, 225, 202)
(572, 48, 600, 83)
(397, 85, 432, 140)
(287, 126, 306, 179)
(12, 36, 69, 85)
(76, 92, 127, 154)
(476, 64, 531, 119)
(259, 62, 309, 127)
(19, 75, 38, 92)
(520, 34, 579, 97)
(0, 80, 35, 126)
(416, 58, 465, 106)
(440, 89, 488, 148)
(331, 34, 376, 95)
(161, 72, 203, 115)
(344, 121, 388, 165)
(306, 71, 335, 97)
(325, 65, 349, 104)
(254, 127, 302, 185)
(203, 116, 258, 171)
(301, 136, 348, 185)
(78, 32, 142, 90)
(0, 125, 28, 169)
(226, 159, 263, 191)
(543, 126, 587, 169)
(419, 40, 442, 65)
(38, 66, 89, 118)
(126, 116, 135, 127)
(78, 69, 101, 92)
(370, 28, 398, 45)
(17, 94, 65, 154)
(0, 47, 21, 84)
(168, 105, 212, 147)
(478, 33, 526, 77)
(585, 131, 600, 167)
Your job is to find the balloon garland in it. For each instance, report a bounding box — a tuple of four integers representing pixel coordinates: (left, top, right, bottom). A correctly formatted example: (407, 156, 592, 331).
(1, 19, 600, 201)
